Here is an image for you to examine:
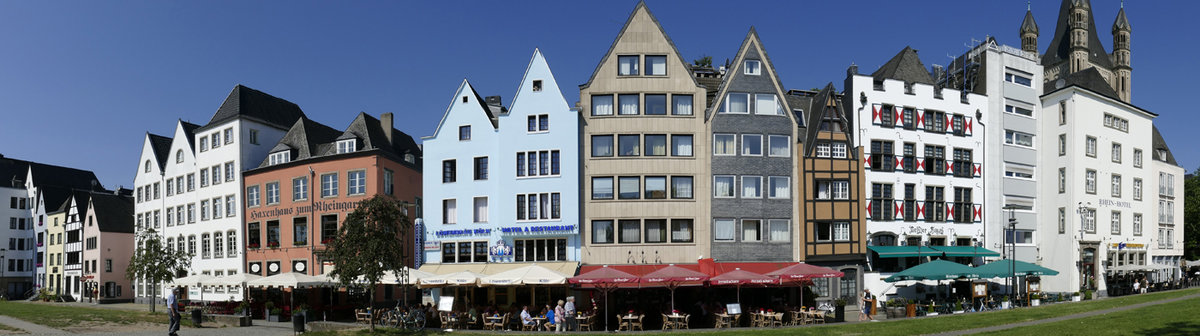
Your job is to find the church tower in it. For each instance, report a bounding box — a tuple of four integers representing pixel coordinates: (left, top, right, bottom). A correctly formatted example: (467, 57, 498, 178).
(1068, 0, 1090, 73)
(1112, 7, 1132, 101)
(1020, 6, 1039, 54)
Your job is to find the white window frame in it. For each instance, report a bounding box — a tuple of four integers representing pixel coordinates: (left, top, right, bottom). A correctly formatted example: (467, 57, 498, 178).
(768, 219, 790, 242)
(1004, 130, 1034, 148)
(268, 151, 290, 166)
(741, 176, 762, 198)
(744, 60, 761, 75)
(1111, 143, 1122, 163)
(767, 135, 790, 157)
(713, 134, 736, 156)
(1004, 104, 1034, 117)
(1085, 136, 1097, 157)
(767, 176, 790, 199)
(741, 134, 762, 156)
(741, 219, 762, 242)
(321, 173, 338, 198)
(815, 143, 831, 158)
(754, 94, 780, 115)
(473, 197, 488, 224)
(337, 139, 356, 154)
(833, 222, 851, 242)
(713, 175, 735, 198)
(1085, 169, 1096, 194)
(1111, 174, 1122, 198)
(725, 93, 750, 114)
(713, 219, 735, 242)
(832, 142, 848, 158)
(347, 170, 366, 195)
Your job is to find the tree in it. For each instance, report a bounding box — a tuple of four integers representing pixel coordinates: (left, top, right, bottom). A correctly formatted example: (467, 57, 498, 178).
(126, 228, 192, 312)
(692, 55, 713, 68)
(325, 195, 411, 331)
(1184, 171, 1200, 259)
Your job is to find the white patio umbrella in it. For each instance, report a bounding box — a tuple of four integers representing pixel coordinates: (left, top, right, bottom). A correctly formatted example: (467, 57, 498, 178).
(170, 274, 217, 301)
(419, 270, 485, 288)
(480, 265, 568, 286)
(248, 272, 335, 312)
(359, 268, 434, 285)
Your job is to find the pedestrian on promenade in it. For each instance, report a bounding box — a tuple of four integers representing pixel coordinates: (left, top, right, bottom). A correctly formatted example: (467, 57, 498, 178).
(564, 296, 576, 331)
(554, 300, 566, 333)
(859, 289, 874, 321)
(166, 288, 181, 336)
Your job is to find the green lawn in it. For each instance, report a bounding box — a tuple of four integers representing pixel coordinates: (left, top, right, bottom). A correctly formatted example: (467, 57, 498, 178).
(0, 301, 184, 328)
(305, 288, 1198, 336)
(980, 295, 1200, 335)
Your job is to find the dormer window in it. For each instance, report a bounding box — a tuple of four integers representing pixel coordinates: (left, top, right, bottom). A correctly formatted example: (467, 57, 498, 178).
(268, 151, 290, 166)
(744, 60, 761, 75)
(1156, 149, 1167, 161)
(405, 153, 415, 164)
(337, 139, 357, 154)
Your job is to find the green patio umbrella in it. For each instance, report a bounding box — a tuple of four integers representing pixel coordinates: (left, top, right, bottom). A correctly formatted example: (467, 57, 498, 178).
(973, 259, 1059, 278)
(884, 260, 980, 282)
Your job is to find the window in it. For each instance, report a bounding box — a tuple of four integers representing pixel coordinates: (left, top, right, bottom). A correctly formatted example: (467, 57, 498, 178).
(713, 134, 736, 155)
(591, 220, 614, 244)
(187, 203, 195, 223)
(744, 60, 761, 75)
(671, 135, 693, 156)
(383, 169, 394, 195)
(671, 94, 693, 115)
(458, 125, 470, 141)
(1133, 213, 1143, 236)
(815, 222, 833, 241)
(925, 186, 945, 222)
(1085, 136, 1096, 157)
(644, 135, 667, 156)
(768, 176, 790, 199)
(528, 114, 549, 132)
(175, 149, 184, 163)
(188, 235, 196, 255)
(592, 177, 613, 200)
(1005, 229, 1034, 245)
(166, 180, 173, 197)
(1004, 167, 1033, 179)
(619, 220, 640, 243)
(1005, 130, 1034, 147)
(153, 182, 161, 199)
(515, 238, 568, 262)
(924, 145, 945, 175)
(210, 197, 221, 218)
(187, 173, 195, 191)
(1005, 104, 1033, 117)
(742, 219, 762, 242)
(880, 104, 894, 127)
(249, 129, 258, 144)
(644, 94, 667, 115)
(1058, 207, 1066, 234)
(442, 160, 456, 183)
(532, 80, 543, 92)
(442, 199, 457, 224)
(902, 184, 916, 221)
(1058, 168, 1067, 193)
(1111, 143, 1122, 163)
(953, 187, 973, 223)
(1085, 169, 1096, 194)
(833, 142, 848, 159)
(870, 140, 894, 171)
(473, 197, 488, 223)
(767, 135, 790, 157)
(815, 180, 847, 200)
(618, 55, 639, 75)
(226, 195, 236, 217)
(344, 170, 364, 195)
(726, 93, 749, 113)
(610, 135, 640, 157)
(1058, 134, 1067, 156)
(212, 232, 224, 258)
(211, 132, 221, 148)
(175, 177, 184, 195)
(768, 219, 789, 242)
(246, 185, 260, 207)
(201, 233, 211, 258)
(268, 151, 290, 165)
(644, 219, 666, 243)
(590, 135, 614, 157)
(952, 148, 973, 178)
(591, 95, 613, 116)
(1133, 178, 1142, 200)
(320, 215, 336, 244)
(618, 177, 640, 200)
(336, 139, 356, 154)
(815, 143, 831, 158)
(741, 176, 762, 198)
(1103, 113, 1129, 132)
(923, 110, 945, 133)
(644, 176, 667, 199)
(321, 173, 338, 197)
(618, 94, 639, 115)
(267, 180, 286, 205)
(714, 176, 735, 198)
(199, 137, 208, 152)
(1082, 208, 1096, 233)
(1132, 148, 1143, 168)
(1005, 72, 1032, 87)
(755, 94, 780, 115)
(472, 157, 488, 180)
(291, 177, 308, 201)
(834, 222, 851, 241)
(742, 134, 762, 156)
(1111, 174, 1122, 197)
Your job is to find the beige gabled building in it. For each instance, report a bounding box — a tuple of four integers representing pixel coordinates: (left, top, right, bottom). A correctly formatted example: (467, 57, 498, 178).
(579, 2, 711, 265)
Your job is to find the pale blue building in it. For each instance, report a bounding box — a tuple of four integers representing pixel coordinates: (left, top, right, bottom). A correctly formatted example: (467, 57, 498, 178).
(419, 49, 579, 306)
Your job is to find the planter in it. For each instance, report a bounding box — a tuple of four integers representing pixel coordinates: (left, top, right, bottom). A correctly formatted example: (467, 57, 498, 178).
(926, 312, 938, 316)
(267, 315, 281, 322)
(833, 305, 845, 322)
(1031, 299, 1040, 306)
(1072, 296, 1081, 302)
(952, 310, 965, 314)
(905, 304, 917, 318)
(1001, 302, 1011, 309)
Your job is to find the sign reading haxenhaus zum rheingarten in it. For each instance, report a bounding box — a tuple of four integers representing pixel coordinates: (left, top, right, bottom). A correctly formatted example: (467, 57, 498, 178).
(249, 199, 363, 220)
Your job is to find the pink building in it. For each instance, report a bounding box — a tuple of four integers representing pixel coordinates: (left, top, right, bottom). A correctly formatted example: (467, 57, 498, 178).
(81, 192, 134, 303)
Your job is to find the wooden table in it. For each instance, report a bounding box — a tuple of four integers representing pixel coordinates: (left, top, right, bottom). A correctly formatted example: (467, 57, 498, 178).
(714, 313, 736, 328)
(531, 317, 547, 331)
(570, 315, 590, 330)
(621, 314, 638, 331)
(485, 316, 503, 330)
(666, 314, 687, 329)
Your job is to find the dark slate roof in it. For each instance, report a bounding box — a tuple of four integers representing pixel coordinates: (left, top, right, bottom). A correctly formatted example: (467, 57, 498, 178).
(871, 46, 934, 85)
(703, 28, 790, 121)
(1044, 67, 1120, 100)
(695, 76, 723, 109)
(89, 192, 134, 233)
(786, 95, 810, 129)
(1112, 7, 1130, 31)
(58, 189, 91, 213)
(205, 85, 306, 130)
(1041, 0, 1113, 69)
(39, 186, 73, 213)
(800, 83, 854, 154)
(339, 112, 423, 168)
(180, 121, 202, 152)
(1021, 10, 1039, 35)
(147, 133, 173, 171)
(579, 1, 701, 90)
(0, 156, 31, 188)
(256, 113, 422, 171)
(466, 81, 500, 129)
(260, 117, 343, 168)
(1151, 126, 1178, 166)
(0, 155, 105, 190)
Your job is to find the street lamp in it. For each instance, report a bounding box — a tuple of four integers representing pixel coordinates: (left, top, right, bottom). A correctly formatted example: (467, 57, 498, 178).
(1003, 204, 1031, 307)
(1077, 202, 1092, 290)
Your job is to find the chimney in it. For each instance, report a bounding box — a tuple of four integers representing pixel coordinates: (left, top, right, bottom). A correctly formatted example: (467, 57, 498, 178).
(485, 96, 503, 107)
(381, 112, 394, 144)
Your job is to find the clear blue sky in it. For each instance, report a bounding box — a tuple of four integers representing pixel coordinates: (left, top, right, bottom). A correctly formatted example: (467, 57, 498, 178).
(1, 0, 1196, 188)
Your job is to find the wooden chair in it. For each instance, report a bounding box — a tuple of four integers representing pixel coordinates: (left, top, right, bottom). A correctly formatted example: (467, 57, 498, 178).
(771, 313, 784, 327)
(521, 316, 538, 331)
(812, 311, 826, 324)
(616, 315, 628, 331)
(355, 309, 371, 324)
(631, 314, 644, 331)
(579, 315, 594, 331)
(681, 314, 690, 329)
(661, 314, 674, 330)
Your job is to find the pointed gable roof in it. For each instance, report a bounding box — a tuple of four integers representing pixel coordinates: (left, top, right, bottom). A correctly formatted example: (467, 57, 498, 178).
(147, 133, 173, 171)
(1045, 67, 1120, 100)
(705, 27, 790, 121)
(21, 160, 103, 191)
(872, 46, 934, 85)
(261, 117, 342, 167)
(1151, 126, 1177, 166)
(1041, 0, 1113, 69)
(579, 1, 701, 89)
(802, 84, 853, 154)
(179, 120, 202, 151)
(89, 192, 134, 233)
(1021, 9, 1039, 35)
(1112, 7, 1130, 31)
(58, 189, 91, 213)
(206, 84, 306, 130)
(507, 48, 570, 115)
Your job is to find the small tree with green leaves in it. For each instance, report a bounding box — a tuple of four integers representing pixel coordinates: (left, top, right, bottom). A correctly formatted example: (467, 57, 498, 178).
(326, 195, 411, 331)
(692, 55, 713, 68)
(126, 228, 192, 312)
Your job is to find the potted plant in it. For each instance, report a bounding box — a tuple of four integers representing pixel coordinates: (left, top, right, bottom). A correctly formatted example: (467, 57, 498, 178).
(905, 298, 917, 318)
(295, 304, 311, 321)
(247, 242, 260, 249)
(1001, 296, 1011, 309)
(265, 301, 281, 322)
(1030, 293, 1041, 306)
(833, 298, 847, 322)
(267, 241, 280, 249)
(925, 302, 937, 316)
(953, 301, 964, 314)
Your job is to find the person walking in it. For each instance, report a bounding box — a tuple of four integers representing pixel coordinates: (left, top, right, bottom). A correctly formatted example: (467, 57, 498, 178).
(859, 289, 874, 321)
(554, 300, 566, 333)
(564, 296, 576, 331)
(166, 288, 181, 336)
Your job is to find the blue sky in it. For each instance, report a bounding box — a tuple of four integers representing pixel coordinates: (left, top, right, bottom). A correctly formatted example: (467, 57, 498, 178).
(1, 0, 1196, 187)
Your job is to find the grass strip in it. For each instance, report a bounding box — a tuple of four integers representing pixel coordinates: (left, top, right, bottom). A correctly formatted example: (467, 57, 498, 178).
(979, 293, 1200, 335)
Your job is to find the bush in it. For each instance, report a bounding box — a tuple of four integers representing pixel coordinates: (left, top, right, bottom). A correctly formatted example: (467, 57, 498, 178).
(1084, 290, 1093, 300)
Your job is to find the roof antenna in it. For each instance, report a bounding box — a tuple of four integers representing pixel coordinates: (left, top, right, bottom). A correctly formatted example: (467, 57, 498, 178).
(1027, 1, 1031, 11)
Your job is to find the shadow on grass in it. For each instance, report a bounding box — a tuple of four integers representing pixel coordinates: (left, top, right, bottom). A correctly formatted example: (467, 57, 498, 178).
(1135, 321, 1200, 336)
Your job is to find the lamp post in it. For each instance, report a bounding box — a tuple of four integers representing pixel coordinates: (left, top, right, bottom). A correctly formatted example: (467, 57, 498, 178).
(1076, 202, 1092, 290)
(1, 248, 7, 299)
(1003, 204, 1030, 307)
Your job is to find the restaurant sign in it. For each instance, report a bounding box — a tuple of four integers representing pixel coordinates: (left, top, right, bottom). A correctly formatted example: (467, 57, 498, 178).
(498, 224, 577, 235)
(1110, 243, 1145, 250)
(424, 241, 442, 251)
(249, 200, 363, 220)
(434, 228, 492, 237)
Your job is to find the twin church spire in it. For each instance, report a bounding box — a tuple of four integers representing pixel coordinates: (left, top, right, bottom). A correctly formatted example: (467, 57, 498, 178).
(1023, 0, 1132, 102)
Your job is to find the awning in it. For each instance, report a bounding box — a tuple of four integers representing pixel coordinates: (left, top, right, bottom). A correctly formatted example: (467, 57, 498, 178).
(885, 260, 980, 282)
(869, 246, 999, 258)
(973, 259, 1059, 278)
(417, 261, 578, 287)
(480, 264, 569, 286)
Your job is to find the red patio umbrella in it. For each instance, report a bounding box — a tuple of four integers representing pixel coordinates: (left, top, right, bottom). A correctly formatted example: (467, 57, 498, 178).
(766, 263, 844, 308)
(569, 266, 640, 332)
(709, 268, 778, 304)
(640, 265, 709, 312)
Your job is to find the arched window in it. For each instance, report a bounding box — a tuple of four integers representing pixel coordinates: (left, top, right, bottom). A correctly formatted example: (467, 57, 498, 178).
(144, 160, 151, 173)
(176, 150, 184, 163)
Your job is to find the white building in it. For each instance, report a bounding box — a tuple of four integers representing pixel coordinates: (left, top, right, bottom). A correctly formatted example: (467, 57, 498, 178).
(132, 85, 305, 302)
(1149, 129, 1184, 284)
(846, 47, 990, 299)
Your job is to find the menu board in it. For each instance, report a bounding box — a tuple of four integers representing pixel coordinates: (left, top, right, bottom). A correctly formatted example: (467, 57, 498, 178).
(972, 282, 988, 298)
